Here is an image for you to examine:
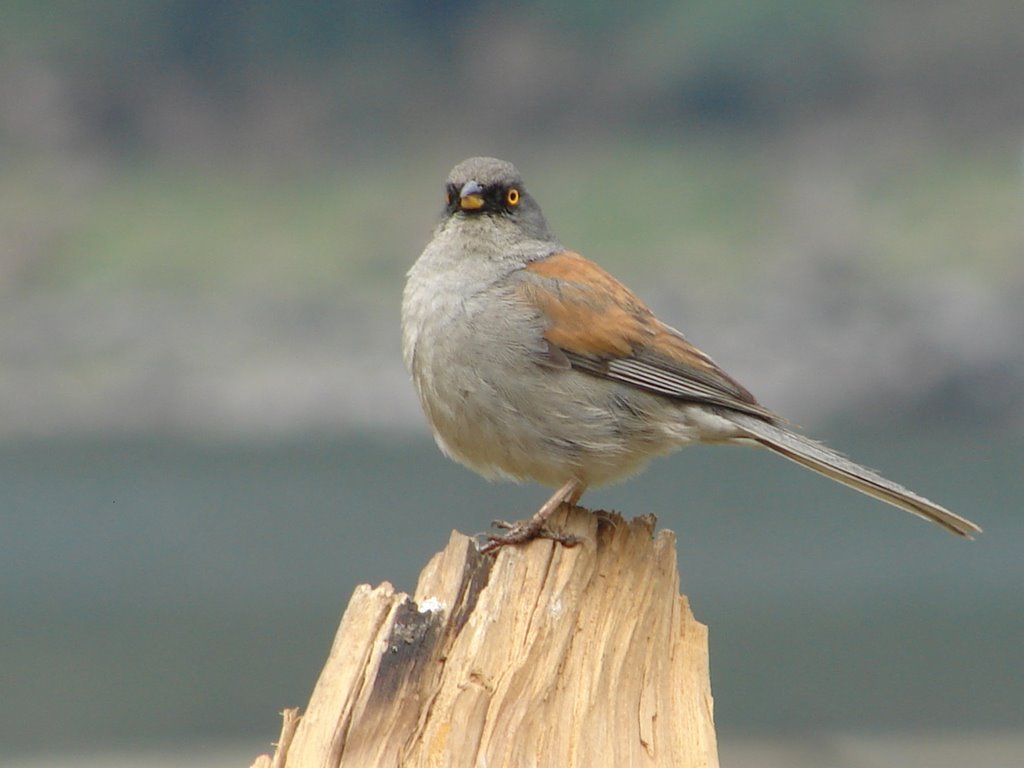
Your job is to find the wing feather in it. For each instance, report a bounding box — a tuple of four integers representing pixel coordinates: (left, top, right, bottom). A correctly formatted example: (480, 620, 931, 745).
(518, 251, 775, 420)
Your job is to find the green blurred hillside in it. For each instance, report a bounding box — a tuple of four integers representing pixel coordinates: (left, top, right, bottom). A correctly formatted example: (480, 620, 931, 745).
(3, 1, 1021, 152)
(1, 2, 1021, 436)
(4, 1, 1021, 286)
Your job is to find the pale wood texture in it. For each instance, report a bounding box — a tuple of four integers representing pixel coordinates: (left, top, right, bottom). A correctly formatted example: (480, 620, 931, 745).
(251, 505, 719, 768)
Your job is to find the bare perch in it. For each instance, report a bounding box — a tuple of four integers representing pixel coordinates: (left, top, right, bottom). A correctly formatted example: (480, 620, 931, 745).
(251, 506, 719, 768)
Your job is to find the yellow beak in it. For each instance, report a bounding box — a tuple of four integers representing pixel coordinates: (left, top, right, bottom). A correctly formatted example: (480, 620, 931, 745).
(459, 180, 485, 211)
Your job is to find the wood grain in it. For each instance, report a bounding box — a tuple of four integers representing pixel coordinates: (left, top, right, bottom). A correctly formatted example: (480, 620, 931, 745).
(252, 506, 719, 768)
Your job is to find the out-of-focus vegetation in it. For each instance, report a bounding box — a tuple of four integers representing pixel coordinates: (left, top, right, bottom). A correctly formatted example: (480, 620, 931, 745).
(2, 1, 1020, 153)
(1, 1, 1022, 436)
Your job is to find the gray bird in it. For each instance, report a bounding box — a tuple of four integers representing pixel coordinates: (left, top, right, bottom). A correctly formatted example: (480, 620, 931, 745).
(401, 157, 981, 551)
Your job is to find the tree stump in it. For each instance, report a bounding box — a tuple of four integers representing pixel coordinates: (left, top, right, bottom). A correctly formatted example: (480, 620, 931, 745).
(251, 505, 719, 768)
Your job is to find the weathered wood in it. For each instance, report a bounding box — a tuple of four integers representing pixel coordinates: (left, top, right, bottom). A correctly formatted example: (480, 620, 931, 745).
(251, 505, 719, 768)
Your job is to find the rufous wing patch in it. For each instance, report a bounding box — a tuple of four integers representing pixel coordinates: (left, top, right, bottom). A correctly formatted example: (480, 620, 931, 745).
(518, 250, 765, 413)
(520, 251, 654, 357)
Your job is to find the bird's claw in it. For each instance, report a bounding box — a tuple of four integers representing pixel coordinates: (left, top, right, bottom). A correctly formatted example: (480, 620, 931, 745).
(480, 519, 582, 555)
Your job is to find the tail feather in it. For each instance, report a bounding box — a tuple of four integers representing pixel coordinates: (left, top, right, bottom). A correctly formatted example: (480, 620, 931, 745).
(727, 413, 981, 538)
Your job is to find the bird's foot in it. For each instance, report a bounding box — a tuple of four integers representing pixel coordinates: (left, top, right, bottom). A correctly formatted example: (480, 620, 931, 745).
(480, 517, 582, 554)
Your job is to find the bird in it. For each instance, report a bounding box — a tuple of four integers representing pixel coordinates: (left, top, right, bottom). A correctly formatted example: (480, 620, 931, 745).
(401, 156, 981, 553)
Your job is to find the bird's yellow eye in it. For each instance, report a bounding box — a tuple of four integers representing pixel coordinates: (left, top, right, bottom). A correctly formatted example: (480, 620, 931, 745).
(505, 188, 520, 206)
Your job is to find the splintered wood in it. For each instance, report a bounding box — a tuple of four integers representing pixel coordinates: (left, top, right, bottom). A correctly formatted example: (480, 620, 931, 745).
(251, 506, 719, 768)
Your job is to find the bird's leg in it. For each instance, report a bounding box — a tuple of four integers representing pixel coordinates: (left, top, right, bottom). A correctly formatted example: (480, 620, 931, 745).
(482, 478, 584, 554)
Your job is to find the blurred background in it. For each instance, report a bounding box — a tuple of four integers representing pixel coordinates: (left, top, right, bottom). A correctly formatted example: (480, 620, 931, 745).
(1, 2, 1022, 766)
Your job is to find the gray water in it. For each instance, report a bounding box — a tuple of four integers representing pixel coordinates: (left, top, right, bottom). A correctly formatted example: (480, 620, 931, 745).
(1, 430, 1021, 758)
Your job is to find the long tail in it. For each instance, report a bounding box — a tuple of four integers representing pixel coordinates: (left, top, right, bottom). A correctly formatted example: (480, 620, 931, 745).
(727, 412, 981, 538)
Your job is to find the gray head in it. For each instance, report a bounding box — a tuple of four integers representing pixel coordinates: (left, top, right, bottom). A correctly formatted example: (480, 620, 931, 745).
(441, 157, 556, 243)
